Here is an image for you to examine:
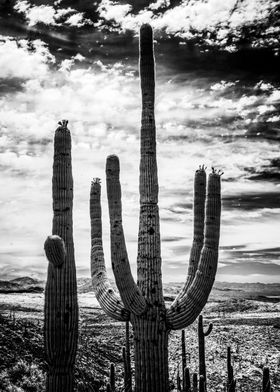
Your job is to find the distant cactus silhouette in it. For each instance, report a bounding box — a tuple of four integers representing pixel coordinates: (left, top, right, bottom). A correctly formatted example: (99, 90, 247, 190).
(263, 367, 273, 392)
(227, 346, 236, 392)
(198, 315, 213, 387)
(199, 375, 206, 392)
(181, 330, 191, 392)
(44, 120, 78, 392)
(177, 370, 182, 391)
(181, 330, 187, 390)
(90, 24, 222, 392)
(123, 321, 132, 392)
(184, 367, 191, 392)
(193, 373, 198, 392)
(109, 363, 115, 392)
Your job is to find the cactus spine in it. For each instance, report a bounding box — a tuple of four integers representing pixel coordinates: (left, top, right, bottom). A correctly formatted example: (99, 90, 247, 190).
(90, 25, 222, 392)
(227, 346, 236, 392)
(198, 315, 213, 387)
(44, 120, 78, 392)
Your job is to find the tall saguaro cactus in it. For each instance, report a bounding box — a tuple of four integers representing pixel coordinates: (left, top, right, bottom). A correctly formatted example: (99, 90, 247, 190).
(44, 120, 79, 392)
(90, 25, 222, 392)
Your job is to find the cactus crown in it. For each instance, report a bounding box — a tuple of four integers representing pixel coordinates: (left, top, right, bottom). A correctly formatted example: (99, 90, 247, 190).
(92, 178, 101, 185)
(211, 167, 224, 176)
(58, 119, 68, 128)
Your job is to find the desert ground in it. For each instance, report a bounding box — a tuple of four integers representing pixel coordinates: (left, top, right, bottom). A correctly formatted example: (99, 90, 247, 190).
(0, 279, 279, 391)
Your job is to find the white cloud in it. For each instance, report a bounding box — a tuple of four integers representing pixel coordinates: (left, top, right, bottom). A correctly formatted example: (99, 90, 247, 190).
(65, 12, 93, 27)
(73, 53, 86, 62)
(210, 81, 237, 91)
(55, 7, 76, 19)
(0, 37, 55, 79)
(267, 115, 280, 122)
(1, 35, 280, 282)
(255, 81, 274, 91)
(98, 0, 132, 22)
(97, 0, 278, 50)
(14, 1, 57, 26)
(148, 0, 170, 10)
(14, 1, 91, 27)
(267, 90, 280, 103)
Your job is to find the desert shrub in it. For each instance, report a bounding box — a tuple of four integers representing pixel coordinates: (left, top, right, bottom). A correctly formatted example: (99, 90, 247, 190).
(0, 359, 44, 392)
(215, 299, 259, 314)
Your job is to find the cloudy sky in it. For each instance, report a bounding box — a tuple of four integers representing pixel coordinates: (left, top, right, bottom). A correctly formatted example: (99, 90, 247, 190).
(0, 0, 280, 283)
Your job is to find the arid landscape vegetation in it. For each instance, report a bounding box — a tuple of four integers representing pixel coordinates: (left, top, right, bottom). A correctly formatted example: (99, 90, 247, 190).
(0, 278, 279, 391)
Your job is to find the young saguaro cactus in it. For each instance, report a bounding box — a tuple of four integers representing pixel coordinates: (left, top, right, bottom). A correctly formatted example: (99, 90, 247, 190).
(193, 373, 198, 392)
(227, 346, 236, 392)
(123, 321, 132, 392)
(263, 367, 273, 392)
(44, 120, 78, 392)
(90, 25, 222, 392)
(198, 315, 213, 387)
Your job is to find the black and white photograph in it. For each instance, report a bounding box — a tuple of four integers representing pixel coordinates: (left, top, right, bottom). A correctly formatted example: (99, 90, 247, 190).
(0, 0, 279, 391)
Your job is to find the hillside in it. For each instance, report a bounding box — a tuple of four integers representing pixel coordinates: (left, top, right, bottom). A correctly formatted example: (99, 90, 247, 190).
(1, 277, 280, 299)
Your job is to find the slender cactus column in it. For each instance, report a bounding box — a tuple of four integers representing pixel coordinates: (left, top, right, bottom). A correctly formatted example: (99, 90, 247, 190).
(44, 120, 78, 392)
(227, 346, 236, 392)
(198, 315, 213, 387)
(131, 23, 169, 392)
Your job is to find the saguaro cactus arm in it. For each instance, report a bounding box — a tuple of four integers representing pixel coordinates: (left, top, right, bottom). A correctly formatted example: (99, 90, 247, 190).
(90, 178, 129, 321)
(106, 155, 146, 315)
(44, 235, 66, 267)
(176, 166, 206, 303)
(203, 322, 213, 336)
(167, 170, 222, 330)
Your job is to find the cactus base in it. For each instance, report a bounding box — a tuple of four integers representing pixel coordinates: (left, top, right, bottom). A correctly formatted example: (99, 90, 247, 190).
(132, 317, 169, 392)
(46, 370, 74, 392)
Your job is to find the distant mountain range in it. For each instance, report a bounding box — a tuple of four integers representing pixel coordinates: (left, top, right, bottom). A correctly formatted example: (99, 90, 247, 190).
(0, 277, 280, 298)
(0, 277, 44, 293)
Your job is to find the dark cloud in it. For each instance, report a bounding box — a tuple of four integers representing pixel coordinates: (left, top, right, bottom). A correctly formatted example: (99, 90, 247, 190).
(161, 236, 185, 242)
(218, 261, 280, 276)
(0, 77, 25, 94)
(222, 192, 280, 210)
(245, 120, 280, 142)
(0, 0, 279, 77)
(220, 244, 247, 251)
(245, 158, 280, 182)
(168, 191, 280, 213)
(222, 247, 280, 262)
